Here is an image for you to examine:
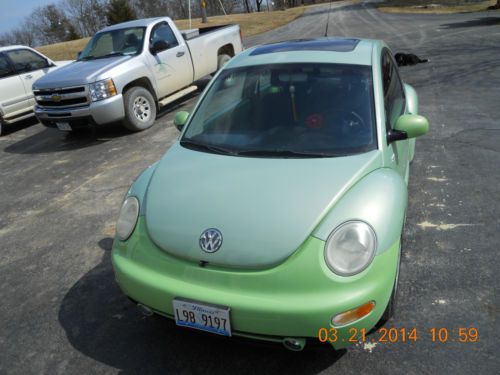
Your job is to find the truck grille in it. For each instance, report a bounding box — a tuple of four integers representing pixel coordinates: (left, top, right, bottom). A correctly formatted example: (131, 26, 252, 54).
(34, 85, 89, 108)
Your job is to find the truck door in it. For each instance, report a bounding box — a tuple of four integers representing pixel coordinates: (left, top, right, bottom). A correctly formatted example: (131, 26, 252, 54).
(147, 21, 192, 98)
(5, 48, 53, 106)
(0, 53, 31, 120)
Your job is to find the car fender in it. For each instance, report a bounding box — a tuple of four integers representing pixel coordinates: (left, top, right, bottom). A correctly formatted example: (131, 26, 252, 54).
(126, 162, 159, 215)
(312, 168, 407, 254)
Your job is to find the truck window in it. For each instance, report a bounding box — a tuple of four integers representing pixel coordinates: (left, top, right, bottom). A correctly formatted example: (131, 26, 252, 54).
(150, 22, 179, 49)
(0, 54, 15, 79)
(5, 49, 48, 73)
(79, 27, 145, 60)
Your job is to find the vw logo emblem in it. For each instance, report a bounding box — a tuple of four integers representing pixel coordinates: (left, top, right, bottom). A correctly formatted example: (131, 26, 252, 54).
(199, 228, 223, 253)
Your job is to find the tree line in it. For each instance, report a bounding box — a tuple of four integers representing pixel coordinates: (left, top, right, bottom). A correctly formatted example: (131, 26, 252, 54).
(0, 0, 321, 47)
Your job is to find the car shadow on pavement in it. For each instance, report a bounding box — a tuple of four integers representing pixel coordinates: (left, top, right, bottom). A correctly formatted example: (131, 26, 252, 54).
(58, 238, 344, 374)
(1, 116, 39, 136)
(440, 17, 500, 29)
(4, 123, 132, 154)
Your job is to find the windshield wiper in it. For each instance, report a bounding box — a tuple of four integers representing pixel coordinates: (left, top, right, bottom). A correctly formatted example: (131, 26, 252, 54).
(180, 139, 238, 156)
(235, 149, 340, 158)
(79, 52, 127, 61)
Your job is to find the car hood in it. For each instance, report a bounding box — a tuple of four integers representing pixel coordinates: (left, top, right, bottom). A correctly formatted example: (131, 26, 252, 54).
(145, 143, 383, 269)
(33, 56, 131, 89)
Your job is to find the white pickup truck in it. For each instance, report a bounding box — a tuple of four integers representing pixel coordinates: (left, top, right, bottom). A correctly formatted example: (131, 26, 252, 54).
(0, 46, 71, 135)
(32, 17, 243, 132)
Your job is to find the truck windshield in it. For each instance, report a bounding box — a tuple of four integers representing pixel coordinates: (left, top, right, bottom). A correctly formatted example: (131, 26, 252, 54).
(181, 63, 377, 158)
(79, 27, 145, 60)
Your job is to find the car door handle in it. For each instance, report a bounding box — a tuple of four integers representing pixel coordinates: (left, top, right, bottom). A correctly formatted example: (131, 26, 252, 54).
(176, 51, 185, 57)
(24, 74, 33, 79)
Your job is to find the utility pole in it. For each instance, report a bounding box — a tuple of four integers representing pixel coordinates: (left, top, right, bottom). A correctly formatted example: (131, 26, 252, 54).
(200, 0, 208, 23)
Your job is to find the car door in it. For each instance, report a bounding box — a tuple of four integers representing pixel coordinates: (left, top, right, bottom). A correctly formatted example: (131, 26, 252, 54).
(4, 48, 53, 106)
(382, 49, 409, 179)
(146, 21, 192, 98)
(0, 53, 31, 121)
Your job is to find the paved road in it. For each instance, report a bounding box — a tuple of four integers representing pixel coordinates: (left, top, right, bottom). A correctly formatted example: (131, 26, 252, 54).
(1, 2, 499, 374)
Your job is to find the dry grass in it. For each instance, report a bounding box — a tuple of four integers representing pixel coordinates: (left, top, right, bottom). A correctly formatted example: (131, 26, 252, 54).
(36, 6, 310, 61)
(378, 0, 497, 14)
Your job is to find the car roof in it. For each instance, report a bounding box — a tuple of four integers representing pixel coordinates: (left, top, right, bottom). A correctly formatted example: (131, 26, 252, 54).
(229, 37, 382, 68)
(0, 45, 34, 53)
(100, 18, 165, 32)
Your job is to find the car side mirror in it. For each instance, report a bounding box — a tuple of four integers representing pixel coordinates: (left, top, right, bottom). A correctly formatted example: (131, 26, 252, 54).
(174, 111, 189, 131)
(151, 40, 170, 55)
(77, 51, 82, 59)
(387, 114, 429, 143)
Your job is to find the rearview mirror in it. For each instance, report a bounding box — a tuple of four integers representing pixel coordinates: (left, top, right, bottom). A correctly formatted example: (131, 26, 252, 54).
(174, 111, 189, 131)
(151, 40, 170, 55)
(387, 114, 429, 143)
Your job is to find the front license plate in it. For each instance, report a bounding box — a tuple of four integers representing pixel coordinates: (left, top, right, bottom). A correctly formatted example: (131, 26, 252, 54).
(173, 298, 231, 337)
(56, 122, 72, 131)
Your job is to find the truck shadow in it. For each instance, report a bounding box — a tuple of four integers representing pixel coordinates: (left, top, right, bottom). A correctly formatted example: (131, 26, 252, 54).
(57, 238, 344, 374)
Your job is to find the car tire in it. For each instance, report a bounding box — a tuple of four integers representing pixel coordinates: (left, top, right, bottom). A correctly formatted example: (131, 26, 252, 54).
(381, 240, 402, 322)
(122, 86, 156, 132)
(217, 54, 231, 71)
(0, 117, 3, 136)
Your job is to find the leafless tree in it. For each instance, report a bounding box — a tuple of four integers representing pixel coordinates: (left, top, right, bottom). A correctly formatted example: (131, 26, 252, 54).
(63, 0, 107, 37)
(131, 0, 172, 18)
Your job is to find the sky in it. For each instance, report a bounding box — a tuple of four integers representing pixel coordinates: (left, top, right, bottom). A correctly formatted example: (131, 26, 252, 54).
(0, 0, 55, 34)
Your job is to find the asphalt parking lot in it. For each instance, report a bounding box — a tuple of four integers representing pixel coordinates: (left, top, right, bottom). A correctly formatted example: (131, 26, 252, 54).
(1, 1, 499, 374)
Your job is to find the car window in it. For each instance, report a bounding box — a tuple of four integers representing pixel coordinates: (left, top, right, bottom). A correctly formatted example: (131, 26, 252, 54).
(150, 22, 179, 49)
(79, 27, 145, 60)
(382, 50, 405, 131)
(182, 63, 377, 157)
(0, 54, 16, 79)
(5, 49, 49, 73)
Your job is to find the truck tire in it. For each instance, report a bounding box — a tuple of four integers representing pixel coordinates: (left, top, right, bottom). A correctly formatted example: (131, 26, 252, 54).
(122, 86, 157, 132)
(0, 117, 3, 136)
(217, 54, 231, 71)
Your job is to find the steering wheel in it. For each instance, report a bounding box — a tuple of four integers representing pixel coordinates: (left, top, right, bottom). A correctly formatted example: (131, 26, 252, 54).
(321, 108, 367, 137)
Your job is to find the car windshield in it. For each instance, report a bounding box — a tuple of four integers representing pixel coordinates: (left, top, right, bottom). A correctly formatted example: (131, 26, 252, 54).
(79, 27, 145, 60)
(181, 63, 377, 158)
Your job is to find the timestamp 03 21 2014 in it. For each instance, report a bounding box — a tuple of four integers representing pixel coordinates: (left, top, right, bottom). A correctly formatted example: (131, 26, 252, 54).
(317, 326, 479, 344)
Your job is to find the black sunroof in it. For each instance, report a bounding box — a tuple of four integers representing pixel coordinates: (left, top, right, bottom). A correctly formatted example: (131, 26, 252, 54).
(249, 38, 360, 56)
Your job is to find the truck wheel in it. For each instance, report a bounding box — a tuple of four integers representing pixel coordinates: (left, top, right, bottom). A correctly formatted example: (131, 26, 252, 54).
(217, 54, 231, 71)
(122, 87, 156, 132)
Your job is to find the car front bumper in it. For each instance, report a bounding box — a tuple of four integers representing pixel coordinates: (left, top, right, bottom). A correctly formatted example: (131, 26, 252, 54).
(34, 94, 125, 127)
(112, 218, 399, 350)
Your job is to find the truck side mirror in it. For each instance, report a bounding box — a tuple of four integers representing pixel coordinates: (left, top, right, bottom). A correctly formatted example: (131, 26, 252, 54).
(77, 51, 82, 59)
(387, 114, 429, 143)
(174, 111, 189, 131)
(151, 40, 170, 55)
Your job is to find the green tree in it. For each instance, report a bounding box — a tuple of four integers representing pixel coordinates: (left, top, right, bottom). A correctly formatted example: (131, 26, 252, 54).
(106, 0, 137, 25)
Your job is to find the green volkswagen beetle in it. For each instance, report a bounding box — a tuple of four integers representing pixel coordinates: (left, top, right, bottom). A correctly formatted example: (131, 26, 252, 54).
(112, 38, 429, 351)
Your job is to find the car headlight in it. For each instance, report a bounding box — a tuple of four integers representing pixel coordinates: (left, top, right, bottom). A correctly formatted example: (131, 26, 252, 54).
(89, 78, 117, 102)
(116, 196, 139, 241)
(324, 221, 377, 276)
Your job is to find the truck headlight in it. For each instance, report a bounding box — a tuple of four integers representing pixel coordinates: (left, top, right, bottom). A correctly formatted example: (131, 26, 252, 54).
(324, 221, 376, 276)
(116, 196, 139, 241)
(89, 78, 117, 102)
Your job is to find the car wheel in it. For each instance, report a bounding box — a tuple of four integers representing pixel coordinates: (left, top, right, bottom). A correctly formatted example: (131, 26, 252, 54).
(217, 54, 231, 71)
(0, 117, 3, 136)
(122, 86, 157, 132)
(381, 240, 402, 322)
